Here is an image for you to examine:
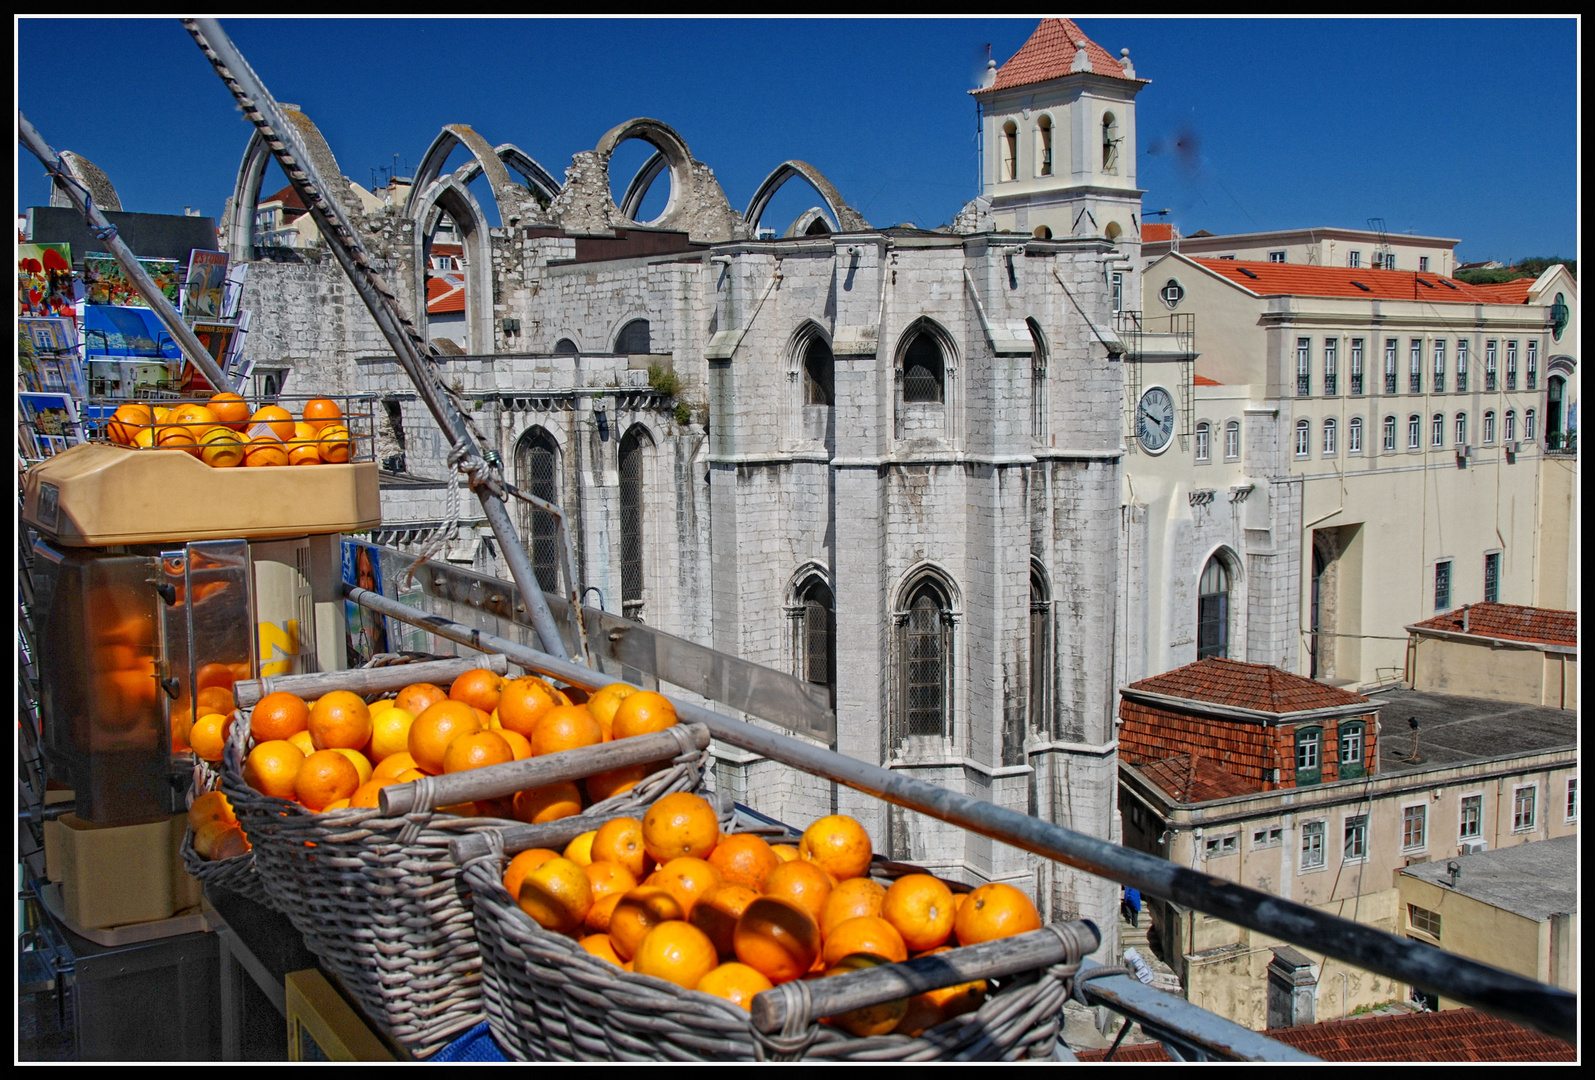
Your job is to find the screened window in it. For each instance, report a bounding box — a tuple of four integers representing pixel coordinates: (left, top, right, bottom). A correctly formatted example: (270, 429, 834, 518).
(619, 426, 652, 619)
(1195, 422, 1211, 462)
(1459, 795, 1482, 839)
(1295, 419, 1311, 458)
(1301, 821, 1326, 871)
(1433, 340, 1446, 394)
(1409, 340, 1424, 394)
(1296, 338, 1312, 397)
(1484, 411, 1496, 444)
(1383, 415, 1397, 452)
(1322, 418, 1337, 457)
(515, 427, 561, 593)
(1323, 338, 1338, 396)
(901, 332, 945, 404)
(1224, 421, 1240, 460)
(1484, 552, 1500, 604)
(1457, 340, 1469, 392)
(1296, 727, 1322, 786)
(1408, 415, 1421, 450)
(615, 318, 651, 355)
(1435, 560, 1452, 611)
(1197, 556, 1230, 660)
(1513, 785, 1536, 832)
(794, 577, 835, 705)
(1343, 814, 1369, 862)
(1339, 721, 1366, 779)
(1402, 805, 1427, 850)
(1350, 339, 1364, 395)
(1384, 339, 1399, 394)
(803, 337, 835, 406)
(1348, 417, 1363, 454)
(895, 579, 953, 746)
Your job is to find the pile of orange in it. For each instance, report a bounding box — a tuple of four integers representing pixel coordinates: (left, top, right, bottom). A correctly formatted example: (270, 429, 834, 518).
(103, 393, 356, 470)
(505, 798, 1042, 1037)
(237, 669, 677, 818)
(189, 790, 251, 862)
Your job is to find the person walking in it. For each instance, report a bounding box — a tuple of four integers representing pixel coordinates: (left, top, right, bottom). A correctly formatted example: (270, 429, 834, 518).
(1122, 886, 1141, 929)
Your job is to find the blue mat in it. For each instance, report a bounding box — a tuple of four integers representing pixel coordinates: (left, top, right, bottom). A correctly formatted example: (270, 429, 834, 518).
(430, 1021, 508, 1062)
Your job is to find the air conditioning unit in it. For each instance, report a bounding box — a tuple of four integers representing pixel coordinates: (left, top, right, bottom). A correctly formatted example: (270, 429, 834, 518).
(1460, 840, 1488, 855)
(1456, 444, 1470, 462)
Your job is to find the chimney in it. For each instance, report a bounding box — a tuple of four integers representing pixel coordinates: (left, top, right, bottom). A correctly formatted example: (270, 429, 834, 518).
(1266, 946, 1318, 1029)
(1461, 603, 1470, 633)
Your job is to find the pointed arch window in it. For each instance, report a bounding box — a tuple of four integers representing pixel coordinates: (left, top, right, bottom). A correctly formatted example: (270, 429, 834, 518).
(1029, 318, 1048, 441)
(902, 332, 945, 404)
(792, 576, 835, 707)
(894, 576, 954, 747)
(803, 336, 834, 406)
(515, 427, 561, 593)
(1029, 564, 1053, 736)
(1197, 555, 1232, 660)
(619, 426, 651, 619)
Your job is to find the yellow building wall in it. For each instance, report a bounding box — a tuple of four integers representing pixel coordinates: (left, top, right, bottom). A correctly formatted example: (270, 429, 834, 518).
(1536, 454, 1577, 610)
(1412, 636, 1547, 705)
(1395, 874, 1574, 1000)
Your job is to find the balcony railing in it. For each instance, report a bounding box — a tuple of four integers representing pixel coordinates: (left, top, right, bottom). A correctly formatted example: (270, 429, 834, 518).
(1545, 430, 1577, 455)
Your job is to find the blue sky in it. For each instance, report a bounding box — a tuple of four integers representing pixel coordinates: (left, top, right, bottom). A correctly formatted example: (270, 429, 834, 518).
(16, 17, 1578, 263)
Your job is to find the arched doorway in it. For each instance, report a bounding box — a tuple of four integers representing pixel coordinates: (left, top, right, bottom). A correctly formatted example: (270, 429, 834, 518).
(1197, 555, 1231, 660)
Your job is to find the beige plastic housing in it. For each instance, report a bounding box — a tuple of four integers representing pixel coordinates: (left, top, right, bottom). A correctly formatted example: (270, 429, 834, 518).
(42, 812, 201, 929)
(21, 443, 381, 546)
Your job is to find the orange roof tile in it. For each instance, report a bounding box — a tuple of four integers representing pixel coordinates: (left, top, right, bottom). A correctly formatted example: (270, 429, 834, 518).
(261, 183, 306, 211)
(1410, 602, 1576, 648)
(1127, 657, 1369, 714)
(1076, 1008, 1573, 1062)
(426, 273, 464, 315)
(1469, 277, 1535, 304)
(1142, 223, 1173, 242)
(1193, 258, 1513, 305)
(1138, 754, 1261, 803)
(977, 18, 1145, 94)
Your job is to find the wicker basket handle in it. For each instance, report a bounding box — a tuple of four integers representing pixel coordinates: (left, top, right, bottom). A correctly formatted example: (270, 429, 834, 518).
(382, 723, 710, 816)
(748, 920, 1100, 1034)
(235, 653, 510, 708)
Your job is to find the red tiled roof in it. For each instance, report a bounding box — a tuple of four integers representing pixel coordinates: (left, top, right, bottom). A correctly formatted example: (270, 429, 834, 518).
(261, 183, 306, 211)
(426, 273, 464, 315)
(1410, 603, 1576, 648)
(1193, 258, 1511, 305)
(1193, 374, 1222, 386)
(1469, 277, 1535, 304)
(1138, 754, 1260, 803)
(1127, 658, 1369, 714)
(978, 18, 1144, 94)
(1076, 1008, 1574, 1062)
(1142, 223, 1173, 242)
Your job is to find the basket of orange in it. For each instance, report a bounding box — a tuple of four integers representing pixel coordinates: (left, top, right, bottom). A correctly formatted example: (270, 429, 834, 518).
(178, 782, 277, 909)
(456, 800, 1098, 1061)
(219, 660, 720, 1059)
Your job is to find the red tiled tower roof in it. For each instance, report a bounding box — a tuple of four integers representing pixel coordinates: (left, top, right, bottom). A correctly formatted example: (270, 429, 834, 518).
(977, 18, 1146, 94)
(1127, 657, 1369, 714)
(1409, 603, 1577, 648)
(1191, 258, 1512, 305)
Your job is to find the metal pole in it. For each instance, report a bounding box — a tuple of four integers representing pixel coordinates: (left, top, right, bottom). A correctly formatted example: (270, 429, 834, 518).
(344, 581, 1577, 1045)
(18, 111, 233, 393)
(181, 17, 571, 662)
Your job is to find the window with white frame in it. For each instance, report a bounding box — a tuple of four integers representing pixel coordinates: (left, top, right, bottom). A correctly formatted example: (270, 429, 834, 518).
(1383, 415, 1397, 452)
(1252, 826, 1283, 849)
(1484, 410, 1496, 444)
(1455, 412, 1467, 446)
(1506, 341, 1518, 390)
(1204, 833, 1239, 858)
(1512, 784, 1536, 832)
(1322, 418, 1337, 456)
(1431, 412, 1445, 448)
(1526, 341, 1538, 390)
(1340, 722, 1365, 771)
(1296, 727, 1322, 784)
(1296, 338, 1312, 396)
(1435, 559, 1452, 610)
(1384, 339, 1399, 394)
(1159, 279, 1185, 308)
(1295, 418, 1311, 458)
(1505, 410, 1517, 442)
(1348, 417, 1363, 454)
(1343, 815, 1369, 862)
(1348, 250, 1361, 268)
(1408, 414, 1421, 450)
(1459, 794, 1482, 839)
(1409, 339, 1424, 393)
(1111, 272, 1123, 313)
(1484, 551, 1500, 604)
(1350, 338, 1364, 395)
(1269, 250, 1286, 263)
(1419, 256, 1430, 273)
(1525, 409, 1537, 440)
(1566, 778, 1578, 823)
(1324, 338, 1338, 395)
(1300, 820, 1326, 871)
(1224, 420, 1240, 460)
(1486, 341, 1498, 390)
(1402, 804, 1427, 850)
(1457, 340, 1469, 391)
(1194, 421, 1211, 462)
(1433, 340, 1446, 393)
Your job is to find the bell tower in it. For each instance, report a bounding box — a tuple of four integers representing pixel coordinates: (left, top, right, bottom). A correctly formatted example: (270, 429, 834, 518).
(973, 18, 1147, 272)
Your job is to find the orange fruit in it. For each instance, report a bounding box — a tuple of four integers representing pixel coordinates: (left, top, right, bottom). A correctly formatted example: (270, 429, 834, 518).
(517, 857, 593, 933)
(333, 748, 374, 785)
(474, 796, 517, 820)
(243, 434, 288, 467)
(690, 882, 758, 959)
(371, 751, 419, 781)
(243, 740, 306, 800)
(652, 857, 723, 918)
(642, 792, 720, 863)
(199, 426, 247, 468)
(799, 815, 873, 881)
(823, 915, 908, 967)
(323, 798, 352, 812)
(881, 874, 956, 953)
(697, 962, 773, 1011)
(708, 833, 780, 893)
(528, 705, 603, 758)
(502, 848, 560, 900)
(897, 946, 986, 1036)
(211, 826, 252, 862)
(408, 700, 482, 774)
(584, 892, 625, 934)
(394, 682, 447, 717)
(368, 706, 416, 762)
(187, 790, 236, 832)
(449, 668, 505, 713)
(167, 403, 219, 428)
(286, 422, 322, 466)
(301, 397, 343, 431)
(131, 427, 157, 450)
(193, 817, 237, 859)
(591, 817, 649, 879)
(733, 896, 821, 984)
(195, 685, 235, 716)
(497, 728, 532, 760)
(106, 402, 153, 445)
(585, 763, 652, 803)
(195, 663, 236, 691)
(189, 712, 233, 763)
(772, 844, 801, 863)
(296, 749, 361, 811)
(632, 921, 718, 990)
(584, 859, 639, 902)
(762, 859, 834, 926)
(953, 883, 1042, 946)
(442, 730, 515, 773)
(823, 954, 907, 1036)
(247, 405, 295, 441)
(494, 677, 563, 736)
(318, 424, 353, 463)
(608, 886, 684, 960)
(511, 782, 583, 824)
(586, 683, 637, 735)
(564, 830, 598, 866)
(207, 392, 251, 430)
(611, 691, 677, 740)
(287, 730, 316, 756)
(579, 934, 625, 967)
(393, 768, 428, 784)
(368, 698, 396, 717)
(820, 876, 887, 937)
(350, 777, 399, 808)
(308, 690, 372, 751)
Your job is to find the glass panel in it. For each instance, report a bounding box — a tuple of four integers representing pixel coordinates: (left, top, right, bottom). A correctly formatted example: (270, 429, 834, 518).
(515, 430, 561, 593)
(904, 593, 946, 736)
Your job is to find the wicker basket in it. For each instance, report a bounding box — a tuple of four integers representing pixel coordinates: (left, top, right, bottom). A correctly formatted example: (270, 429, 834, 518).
(461, 849, 1076, 1062)
(179, 758, 277, 909)
(221, 698, 719, 1059)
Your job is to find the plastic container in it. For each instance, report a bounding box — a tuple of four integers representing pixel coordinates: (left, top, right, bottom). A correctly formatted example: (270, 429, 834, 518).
(42, 812, 202, 930)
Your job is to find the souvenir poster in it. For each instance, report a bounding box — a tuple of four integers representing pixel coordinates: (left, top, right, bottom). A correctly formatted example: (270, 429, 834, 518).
(341, 539, 390, 664)
(86, 359, 125, 397)
(20, 392, 82, 458)
(83, 304, 182, 359)
(83, 253, 181, 308)
(182, 250, 229, 319)
(118, 361, 172, 396)
(21, 316, 78, 353)
(221, 262, 248, 319)
(17, 243, 73, 317)
(192, 322, 237, 368)
(19, 324, 42, 391)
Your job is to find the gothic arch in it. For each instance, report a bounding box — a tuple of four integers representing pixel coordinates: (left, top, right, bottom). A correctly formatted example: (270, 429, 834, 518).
(893, 561, 963, 615)
(596, 118, 694, 229)
(744, 161, 870, 236)
(411, 175, 495, 355)
(225, 106, 356, 262)
(403, 123, 545, 226)
(618, 151, 668, 223)
(785, 207, 834, 238)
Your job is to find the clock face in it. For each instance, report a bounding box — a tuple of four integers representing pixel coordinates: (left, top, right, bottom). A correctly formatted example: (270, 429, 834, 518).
(1136, 387, 1176, 453)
